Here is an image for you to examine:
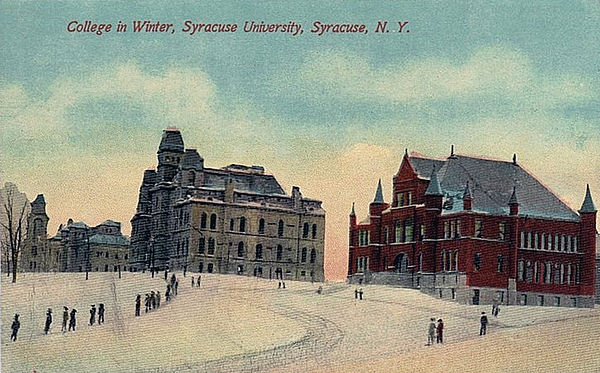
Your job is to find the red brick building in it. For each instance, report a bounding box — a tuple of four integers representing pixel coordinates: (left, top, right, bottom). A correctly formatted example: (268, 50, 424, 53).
(348, 149, 597, 308)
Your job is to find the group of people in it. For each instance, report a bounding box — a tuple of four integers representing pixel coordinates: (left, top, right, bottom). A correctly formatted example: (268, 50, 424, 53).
(427, 318, 444, 345)
(354, 288, 364, 300)
(9, 303, 105, 342)
(135, 291, 161, 316)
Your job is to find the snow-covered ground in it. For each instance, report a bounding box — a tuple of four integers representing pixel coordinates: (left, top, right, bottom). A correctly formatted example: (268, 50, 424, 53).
(1, 273, 599, 372)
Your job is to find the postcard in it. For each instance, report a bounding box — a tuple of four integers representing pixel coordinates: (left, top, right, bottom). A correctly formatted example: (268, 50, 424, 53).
(1, 1, 599, 372)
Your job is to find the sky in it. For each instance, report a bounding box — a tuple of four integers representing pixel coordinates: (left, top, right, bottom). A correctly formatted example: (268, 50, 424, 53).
(1, 1, 599, 280)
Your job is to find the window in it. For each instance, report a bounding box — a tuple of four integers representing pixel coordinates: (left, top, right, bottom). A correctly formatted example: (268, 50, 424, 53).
(406, 191, 412, 205)
(303, 223, 309, 238)
(534, 261, 540, 283)
(554, 296, 560, 307)
(201, 213, 207, 229)
(567, 235, 572, 252)
(208, 237, 215, 255)
(310, 249, 316, 264)
(210, 214, 217, 230)
(237, 242, 244, 257)
(396, 192, 404, 207)
(384, 227, 389, 244)
(32, 246, 37, 256)
(541, 233, 546, 250)
(358, 230, 369, 246)
(560, 234, 565, 251)
(258, 218, 265, 234)
(573, 237, 578, 252)
(474, 220, 482, 238)
(456, 220, 461, 238)
(548, 234, 553, 250)
(418, 252, 423, 272)
(312, 224, 317, 239)
(276, 245, 283, 261)
(454, 250, 459, 271)
(255, 244, 263, 260)
(497, 255, 504, 273)
(444, 221, 449, 239)
(527, 232, 532, 248)
(230, 218, 235, 231)
(207, 263, 213, 273)
(498, 222, 506, 240)
(198, 237, 205, 254)
(278, 220, 284, 237)
(544, 262, 552, 283)
(441, 250, 447, 271)
(534, 233, 539, 249)
(301, 247, 307, 263)
(357, 256, 369, 272)
(239, 217, 246, 232)
(394, 220, 403, 242)
(420, 224, 426, 240)
(405, 219, 413, 242)
(520, 294, 527, 306)
(473, 253, 482, 271)
(559, 263, 565, 284)
(537, 295, 544, 306)
(554, 234, 559, 250)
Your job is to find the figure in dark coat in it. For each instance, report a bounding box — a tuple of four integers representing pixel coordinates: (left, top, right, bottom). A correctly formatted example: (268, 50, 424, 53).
(166, 285, 171, 302)
(135, 294, 141, 316)
(436, 319, 444, 343)
(191, 277, 195, 287)
(11, 314, 20, 341)
(480, 312, 488, 335)
(156, 291, 161, 308)
(62, 306, 69, 332)
(174, 280, 179, 295)
(144, 294, 150, 313)
(164, 270, 168, 281)
(98, 304, 105, 324)
(68, 309, 77, 331)
(197, 275, 201, 287)
(150, 291, 156, 309)
(89, 305, 96, 326)
(44, 308, 53, 334)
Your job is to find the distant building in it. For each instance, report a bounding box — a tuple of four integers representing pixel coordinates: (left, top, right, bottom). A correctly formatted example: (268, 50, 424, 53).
(349, 149, 597, 308)
(19, 194, 130, 273)
(51, 219, 130, 273)
(129, 128, 325, 282)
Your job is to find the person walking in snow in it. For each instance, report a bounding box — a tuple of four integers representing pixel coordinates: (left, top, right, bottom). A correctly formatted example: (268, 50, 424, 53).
(135, 294, 141, 316)
(191, 276, 195, 287)
(427, 318, 436, 346)
(151, 291, 156, 310)
(98, 304, 105, 324)
(68, 309, 77, 331)
(89, 305, 96, 326)
(174, 280, 179, 295)
(44, 308, 53, 334)
(480, 312, 488, 336)
(170, 273, 176, 287)
(436, 319, 444, 344)
(164, 270, 168, 281)
(62, 306, 69, 332)
(10, 314, 20, 342)
(156, 291, 161, 308)
(197, 275, 201, 287)
(165, 285, 171, 303)
(144, 294, 150, 313)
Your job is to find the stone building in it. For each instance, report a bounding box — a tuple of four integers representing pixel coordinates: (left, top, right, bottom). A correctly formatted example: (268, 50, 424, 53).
(129, 128, 325, 282)
(51, 219, 130, 273)
(20, 194, 60, 272)
(349, 149, 597, 308)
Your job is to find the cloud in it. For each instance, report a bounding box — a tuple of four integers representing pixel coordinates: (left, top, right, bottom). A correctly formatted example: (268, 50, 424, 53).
(283, 46, 595, 109)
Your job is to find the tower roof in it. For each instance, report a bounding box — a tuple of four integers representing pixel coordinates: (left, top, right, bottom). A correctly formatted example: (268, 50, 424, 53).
(158, 128, 184, 153)
(181, 149, 204, 170)
(579, 184, 597, 213)
(425, 167, 443, 196)
(350, 202, 356, 216)
(373, 179, 384, 203)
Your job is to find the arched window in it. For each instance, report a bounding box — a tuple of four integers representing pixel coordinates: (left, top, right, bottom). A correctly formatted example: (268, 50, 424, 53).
(303, 223, 309, 238)
(237, 242, 244, 257)
(454, 250, 459, 271)
(394, 220, 403, 242)
(208, 237, 215, 255)
(201, 213, 207, 229)
(258, 218, 265, 234)
(255, 244, 263, 260)
(198, 237, 205, 254)
(239, 217, 246, 232)
(312, 224, 317, 239)
(276, 245, 283, 261)
(210, 214, 217, 230)
(278, 220, 284, 237)
(310, 249, 316, 264)
(301, 247, 307, 263)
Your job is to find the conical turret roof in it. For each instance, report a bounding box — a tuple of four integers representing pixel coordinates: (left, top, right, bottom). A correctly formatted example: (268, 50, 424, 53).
(579, 184, 596, 213)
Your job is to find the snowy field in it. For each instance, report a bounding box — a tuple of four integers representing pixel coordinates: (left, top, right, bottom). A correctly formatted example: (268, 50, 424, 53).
(1, 272, 599, 373)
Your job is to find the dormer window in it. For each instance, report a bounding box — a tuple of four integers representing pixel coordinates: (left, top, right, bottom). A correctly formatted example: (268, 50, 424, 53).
(396, 192, 404, 207)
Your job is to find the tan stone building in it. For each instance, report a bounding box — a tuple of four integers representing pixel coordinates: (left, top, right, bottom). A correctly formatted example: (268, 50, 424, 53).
(130, 128, 325, 282)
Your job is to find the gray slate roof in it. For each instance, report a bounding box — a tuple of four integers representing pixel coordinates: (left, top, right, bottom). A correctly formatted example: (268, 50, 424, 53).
(88, 233, 129, 246)
(373, 179, 384, 203)
(409, 155, 580, 221)
(203, 168, 285, 195)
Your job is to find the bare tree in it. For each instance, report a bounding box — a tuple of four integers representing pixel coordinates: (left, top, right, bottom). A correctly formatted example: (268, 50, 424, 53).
(1, 231, 11, 276)
(0, 187, 29, 283)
